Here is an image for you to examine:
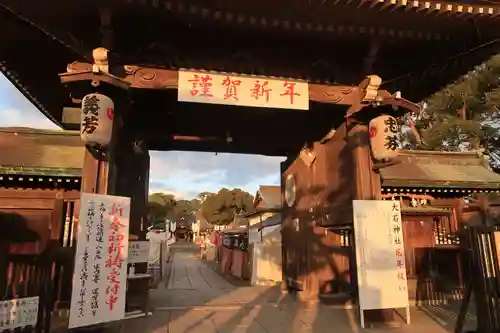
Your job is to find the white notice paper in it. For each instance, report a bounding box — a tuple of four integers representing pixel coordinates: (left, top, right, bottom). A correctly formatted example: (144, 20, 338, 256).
(0, 297, 39, 330)
(353, 200, 409, 311)
(128, 241, 150, 264)
(69, 193, 131, 329)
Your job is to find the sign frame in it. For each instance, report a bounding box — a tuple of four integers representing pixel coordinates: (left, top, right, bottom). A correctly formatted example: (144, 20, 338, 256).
(352, 200, 410, 328)
(68, 193, 131, 329)
(177, 70, 310, 110)
(128, 241, 150, 264)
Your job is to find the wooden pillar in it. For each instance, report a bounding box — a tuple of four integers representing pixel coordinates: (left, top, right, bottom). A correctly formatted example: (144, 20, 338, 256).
(280, 160, 289, 293)
(347, 124, 381, 201)
(114, 140, 150, 251)
(81, 148, 112, 195)
(0, 240, 8, 298)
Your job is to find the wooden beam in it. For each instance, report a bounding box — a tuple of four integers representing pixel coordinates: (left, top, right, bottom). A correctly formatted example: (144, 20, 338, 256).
(0, 188, 79, 199)
(60, 62, 420, 114)
(62, 107, 80, 126)
(146, 138, 297, 156)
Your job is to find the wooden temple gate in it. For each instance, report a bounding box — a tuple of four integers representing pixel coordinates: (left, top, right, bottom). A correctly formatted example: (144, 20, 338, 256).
(2, 0, 500, 330)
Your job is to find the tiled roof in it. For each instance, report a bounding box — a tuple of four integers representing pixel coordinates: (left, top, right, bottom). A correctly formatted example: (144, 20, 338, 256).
(381, 150, 500, 189)
(0, 127, 84, 177)
(256, 185, 282, 209)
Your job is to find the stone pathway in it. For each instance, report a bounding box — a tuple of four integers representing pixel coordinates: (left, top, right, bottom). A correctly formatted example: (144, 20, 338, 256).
(123, 244, 477, 333)
(166, 250, 234, 290)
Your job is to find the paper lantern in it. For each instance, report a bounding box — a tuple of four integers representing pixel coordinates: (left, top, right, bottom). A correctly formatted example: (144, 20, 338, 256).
(80, 93, 114, 146)
(369, 115, 400, 161)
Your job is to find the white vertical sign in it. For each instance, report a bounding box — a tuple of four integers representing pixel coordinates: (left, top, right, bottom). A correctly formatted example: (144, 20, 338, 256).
(69, 193, 131, 329)
(353, 200, 410, 328)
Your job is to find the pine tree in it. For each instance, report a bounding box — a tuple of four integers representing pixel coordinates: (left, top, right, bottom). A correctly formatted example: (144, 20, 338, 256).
(402, 55, 500, 169)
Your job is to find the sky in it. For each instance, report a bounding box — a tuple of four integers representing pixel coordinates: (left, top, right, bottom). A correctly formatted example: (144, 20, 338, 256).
(0, 73, 284, 199)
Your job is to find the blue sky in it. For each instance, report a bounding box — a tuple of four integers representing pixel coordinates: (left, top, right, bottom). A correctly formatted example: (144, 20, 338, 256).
(0, 73, 283, 199)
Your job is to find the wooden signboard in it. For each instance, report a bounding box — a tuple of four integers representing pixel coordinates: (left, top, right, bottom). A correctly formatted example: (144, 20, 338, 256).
(353, 200, 410, 328)
(68, 193, 131, 329)
(178, 70, 309, 110)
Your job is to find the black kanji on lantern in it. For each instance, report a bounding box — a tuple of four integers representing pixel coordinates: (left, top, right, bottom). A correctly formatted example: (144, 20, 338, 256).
(384, 117, 398, 133)
(384, 135, 399, 151)
(83, 95, 100, 116)
(82, 116, 99, 134)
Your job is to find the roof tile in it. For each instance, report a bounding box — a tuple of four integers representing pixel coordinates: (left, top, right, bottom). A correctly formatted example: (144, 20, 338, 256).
(381, 150, 500, 189)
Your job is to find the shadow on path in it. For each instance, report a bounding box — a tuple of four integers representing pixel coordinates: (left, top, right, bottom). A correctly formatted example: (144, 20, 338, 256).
(122, 242, 472, 333)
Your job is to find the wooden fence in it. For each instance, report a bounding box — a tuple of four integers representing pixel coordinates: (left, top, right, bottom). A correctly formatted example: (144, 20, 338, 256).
(1, 194, 79, 333)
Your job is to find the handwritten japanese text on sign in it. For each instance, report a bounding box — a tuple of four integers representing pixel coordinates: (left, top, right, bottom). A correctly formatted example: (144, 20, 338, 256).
(0, 297, 39, 331)
(177, 70, 309, 110)
(390, 201, 408, 292)
(69, 193, 131, 329)
(128, 241, 150, 264)
(353, 200, 409, 311)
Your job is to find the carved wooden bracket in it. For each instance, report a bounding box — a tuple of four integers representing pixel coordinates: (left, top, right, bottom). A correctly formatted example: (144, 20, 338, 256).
(61, 63, 130, 90)
(359, 75, 382, 103)
(299, 148, 316, 167)
(344, 76, 421, 119)
(372, 157, 403, 171)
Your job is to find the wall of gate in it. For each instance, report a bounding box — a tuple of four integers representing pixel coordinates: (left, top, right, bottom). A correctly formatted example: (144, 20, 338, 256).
(0, 188, 79, 332)
(401, 213, 464, 304)
(281, 124, 356, 294)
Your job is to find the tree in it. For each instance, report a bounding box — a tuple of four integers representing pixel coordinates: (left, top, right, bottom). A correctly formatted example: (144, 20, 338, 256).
(172, 199, 197, 225)
(147, 193, 177, 228)
(401, 54, 500, 169)
(189, 198, 201, 211)
(196, 192, 214, 203)
(147, 192, 201, 228)
(200, 188, 255, 225)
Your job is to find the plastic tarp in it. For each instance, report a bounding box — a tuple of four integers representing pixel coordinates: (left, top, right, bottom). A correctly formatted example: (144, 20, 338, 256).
(146, 231, 165, 266)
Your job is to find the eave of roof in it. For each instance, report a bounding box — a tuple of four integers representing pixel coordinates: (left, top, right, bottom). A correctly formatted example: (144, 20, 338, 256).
(249, 213, 282, 230)
(0, 166, 82, 178)
(3, 0, 500, 121)
(0, 127, 84, 173)
(242, 208, 281, 218)
(380, 150, 500, 190)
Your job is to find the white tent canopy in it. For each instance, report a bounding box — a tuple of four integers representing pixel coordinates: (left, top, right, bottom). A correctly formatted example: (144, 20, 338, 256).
(249, 214, 282, 285)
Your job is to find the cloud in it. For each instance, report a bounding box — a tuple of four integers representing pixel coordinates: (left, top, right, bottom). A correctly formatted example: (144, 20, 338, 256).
(148, 150, 283, 198)
(0, 107, 60, 129)
(0, 73, 284, 199)
(0, 74, 60, 129)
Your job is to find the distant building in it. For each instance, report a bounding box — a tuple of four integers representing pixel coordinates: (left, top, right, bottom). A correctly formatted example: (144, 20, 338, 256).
(193, 211, 212, 237)
(245, 185, 281, 228)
